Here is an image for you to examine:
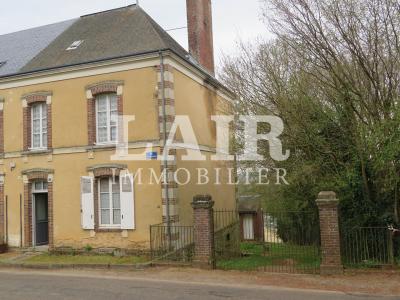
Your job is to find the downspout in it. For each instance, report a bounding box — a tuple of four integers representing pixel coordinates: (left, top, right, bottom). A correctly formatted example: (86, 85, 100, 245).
(159, 52, 171, 247)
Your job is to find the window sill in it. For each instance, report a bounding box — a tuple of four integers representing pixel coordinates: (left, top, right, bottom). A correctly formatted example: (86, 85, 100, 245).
(92, 143, 117, 150)
(95, 228, 123, 233)
(23, 149, 52, 156)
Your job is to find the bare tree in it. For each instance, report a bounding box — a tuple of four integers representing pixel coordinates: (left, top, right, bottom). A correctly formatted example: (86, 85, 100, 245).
(222, 0, 400, 223)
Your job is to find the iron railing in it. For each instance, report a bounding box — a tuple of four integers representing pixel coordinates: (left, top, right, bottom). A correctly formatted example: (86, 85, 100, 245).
(340, 226, 395, 267)
(150, 223, 194, 262)
(214, 210, 241, 259)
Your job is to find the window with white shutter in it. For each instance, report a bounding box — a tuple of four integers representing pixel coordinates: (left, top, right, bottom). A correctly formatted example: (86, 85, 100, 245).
(98, 177, 121, 228)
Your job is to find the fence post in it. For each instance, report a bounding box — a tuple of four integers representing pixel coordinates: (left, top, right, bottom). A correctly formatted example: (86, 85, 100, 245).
(192, 195, 215, 269)
(316, 191, 344, 275)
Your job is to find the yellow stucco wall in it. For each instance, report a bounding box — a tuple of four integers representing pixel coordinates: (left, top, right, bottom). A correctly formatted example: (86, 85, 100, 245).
(1, 66, 162, 248)
(3, 67, 159, 152)
(0, 60, 236, 249)
(173, 69, 237, 226)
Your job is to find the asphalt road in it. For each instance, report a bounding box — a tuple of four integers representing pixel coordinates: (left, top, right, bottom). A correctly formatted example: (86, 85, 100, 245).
(0, 270, 397, 300)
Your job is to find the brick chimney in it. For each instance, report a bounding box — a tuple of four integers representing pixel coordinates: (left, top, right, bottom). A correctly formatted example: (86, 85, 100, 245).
(186, 0, 215, 75)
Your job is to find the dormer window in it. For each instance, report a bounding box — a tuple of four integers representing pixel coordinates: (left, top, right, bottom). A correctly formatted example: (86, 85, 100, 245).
(66, 40, 84, 51)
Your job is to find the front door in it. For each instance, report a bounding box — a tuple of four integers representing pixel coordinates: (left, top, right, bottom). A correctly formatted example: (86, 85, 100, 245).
(243, 214, 254, 240)
(34, 193, 49, 246)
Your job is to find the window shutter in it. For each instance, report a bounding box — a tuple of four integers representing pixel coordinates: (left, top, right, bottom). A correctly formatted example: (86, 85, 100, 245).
(80, 176, 95, 230)
(120, 173, 135, 230)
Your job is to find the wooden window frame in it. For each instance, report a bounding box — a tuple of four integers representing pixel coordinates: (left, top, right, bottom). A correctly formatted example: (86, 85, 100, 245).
(98, 176, 121, 229)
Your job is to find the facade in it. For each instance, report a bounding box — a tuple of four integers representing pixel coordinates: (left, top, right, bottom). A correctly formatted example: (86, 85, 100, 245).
(0, 3, 236, 251)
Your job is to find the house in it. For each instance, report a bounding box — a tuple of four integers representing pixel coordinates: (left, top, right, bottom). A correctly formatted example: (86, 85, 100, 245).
(0, 2, 236, 251)
(238, 195, 264, 241)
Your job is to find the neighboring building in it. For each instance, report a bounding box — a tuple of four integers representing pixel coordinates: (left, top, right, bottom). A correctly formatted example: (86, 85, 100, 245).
(238, 195, 264, 241)
(0, 2, 236, 251)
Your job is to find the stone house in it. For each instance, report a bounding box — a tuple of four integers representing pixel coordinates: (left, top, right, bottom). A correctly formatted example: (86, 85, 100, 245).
(0, 2, 236, 251)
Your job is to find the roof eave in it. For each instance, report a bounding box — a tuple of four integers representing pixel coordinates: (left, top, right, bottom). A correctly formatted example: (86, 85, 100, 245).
(0, 48, 236, 101)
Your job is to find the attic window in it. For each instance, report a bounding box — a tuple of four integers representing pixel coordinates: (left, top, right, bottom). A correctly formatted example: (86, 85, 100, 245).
(66, 40, 84, 51)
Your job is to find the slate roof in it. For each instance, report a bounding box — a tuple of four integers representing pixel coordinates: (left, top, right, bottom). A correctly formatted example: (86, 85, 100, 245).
(0, 19, 76, 77)
(0, 5, 190, 78)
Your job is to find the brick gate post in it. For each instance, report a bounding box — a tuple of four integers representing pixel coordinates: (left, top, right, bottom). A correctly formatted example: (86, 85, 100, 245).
(316, 191, 344, 275)
(192, 195, 215, 269)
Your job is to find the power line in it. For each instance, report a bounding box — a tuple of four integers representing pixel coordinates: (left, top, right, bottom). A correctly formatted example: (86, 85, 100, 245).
(166, 26, 187, 32)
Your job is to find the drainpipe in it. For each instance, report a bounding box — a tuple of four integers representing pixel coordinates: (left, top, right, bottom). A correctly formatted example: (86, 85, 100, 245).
(19, 194, 22, 248)
(159, 52, 172, 248)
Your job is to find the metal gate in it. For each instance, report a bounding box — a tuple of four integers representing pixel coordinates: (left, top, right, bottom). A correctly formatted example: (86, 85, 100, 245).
(215, 210, 321, 274)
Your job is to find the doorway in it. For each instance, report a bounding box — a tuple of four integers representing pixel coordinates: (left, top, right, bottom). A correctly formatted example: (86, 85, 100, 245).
(243, 214, 255, 240)
(32, 181, 49, 246)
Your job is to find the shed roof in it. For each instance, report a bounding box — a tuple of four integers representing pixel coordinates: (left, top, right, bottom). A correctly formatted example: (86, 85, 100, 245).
(238, 195, 262, 213)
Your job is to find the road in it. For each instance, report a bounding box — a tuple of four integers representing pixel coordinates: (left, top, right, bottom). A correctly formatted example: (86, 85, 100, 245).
(0, 269, 397, 300)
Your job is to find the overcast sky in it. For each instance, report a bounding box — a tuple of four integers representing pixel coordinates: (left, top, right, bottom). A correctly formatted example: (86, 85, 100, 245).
(0, 0, 271, 68)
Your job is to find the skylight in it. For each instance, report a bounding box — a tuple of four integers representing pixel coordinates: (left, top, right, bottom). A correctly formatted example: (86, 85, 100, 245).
(66, 40, 84, 51)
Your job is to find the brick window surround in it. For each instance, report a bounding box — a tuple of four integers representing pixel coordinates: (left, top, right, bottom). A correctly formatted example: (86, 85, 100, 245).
(87, 164, 127, 232)
(22, 92, 52, 151)
(22, 169, 54, 248)
(85, 81, 124, 146)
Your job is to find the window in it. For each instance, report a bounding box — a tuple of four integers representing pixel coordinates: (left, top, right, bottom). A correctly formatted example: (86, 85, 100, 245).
(32, 181, 48, 193)
(31, 102, 47, 149)
(96, 94, 118, 144)
(98, 177, 121, 227)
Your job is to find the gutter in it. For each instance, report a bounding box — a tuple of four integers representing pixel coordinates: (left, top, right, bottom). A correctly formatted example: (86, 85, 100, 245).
(0, 48, 235, 100)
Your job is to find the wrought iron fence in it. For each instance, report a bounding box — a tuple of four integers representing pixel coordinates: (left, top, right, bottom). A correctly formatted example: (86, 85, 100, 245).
(261, 211, 320, 273)
(214, 210, 241, 259)
(215, 210, 321, 274)
(340, 226, 395, 268)
(150, 223, 194, 263)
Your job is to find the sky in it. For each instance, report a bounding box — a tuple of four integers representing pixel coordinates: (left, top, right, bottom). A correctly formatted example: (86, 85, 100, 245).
(0, 0, 270, 69)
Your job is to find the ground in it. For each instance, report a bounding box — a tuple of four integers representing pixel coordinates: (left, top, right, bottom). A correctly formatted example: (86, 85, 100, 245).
(0, 268, 398, 300)
(0, 252, 399, 298)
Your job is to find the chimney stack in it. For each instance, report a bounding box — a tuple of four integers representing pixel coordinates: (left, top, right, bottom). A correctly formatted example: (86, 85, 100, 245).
(186, 0, 215, 75)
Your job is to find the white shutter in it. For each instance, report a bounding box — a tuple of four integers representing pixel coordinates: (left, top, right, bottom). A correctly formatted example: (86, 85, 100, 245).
(80, 176, 95, 230)
(120, 173, 135, 230)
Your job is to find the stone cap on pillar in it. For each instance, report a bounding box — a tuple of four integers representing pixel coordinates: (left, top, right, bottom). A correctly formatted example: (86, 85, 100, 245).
(192, 195, 214, 209)
(316, 191, 339, 207)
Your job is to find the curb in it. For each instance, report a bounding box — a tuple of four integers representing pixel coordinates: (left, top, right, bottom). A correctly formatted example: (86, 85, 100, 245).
(0, 261, 153, 271)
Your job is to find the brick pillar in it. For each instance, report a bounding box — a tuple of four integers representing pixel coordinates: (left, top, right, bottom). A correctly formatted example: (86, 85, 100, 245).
(192, 195, 215, 269)
(316, 191, 343, 275)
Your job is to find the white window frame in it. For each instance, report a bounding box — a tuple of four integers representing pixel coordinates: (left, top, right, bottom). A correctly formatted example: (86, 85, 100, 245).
(30, 102, 47, 150)
(95, 93, 118, 145)
(98, 177, 121, 229)
(31, 180, 49, 247)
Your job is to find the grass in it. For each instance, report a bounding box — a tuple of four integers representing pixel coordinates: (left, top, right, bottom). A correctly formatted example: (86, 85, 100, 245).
(216, 242, 320, 272)
(23, 253, 148, 265)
